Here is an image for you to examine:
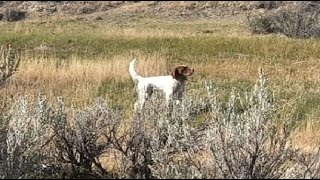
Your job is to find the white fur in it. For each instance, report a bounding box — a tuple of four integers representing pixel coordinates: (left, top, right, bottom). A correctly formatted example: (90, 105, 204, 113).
(129, 59, 185, 110)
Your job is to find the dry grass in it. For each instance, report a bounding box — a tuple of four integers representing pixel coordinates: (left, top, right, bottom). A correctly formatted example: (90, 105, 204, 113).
(3, 52, 173, 108)
(0, 15, 319, 153)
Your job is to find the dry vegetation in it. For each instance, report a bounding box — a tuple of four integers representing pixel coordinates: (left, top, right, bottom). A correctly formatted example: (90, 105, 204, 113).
(0, 1, 320, 178)
(1, 13, 320, 149)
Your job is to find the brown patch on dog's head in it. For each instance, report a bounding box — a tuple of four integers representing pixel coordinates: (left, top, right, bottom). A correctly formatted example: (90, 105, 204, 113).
(171, 65, 194, 81)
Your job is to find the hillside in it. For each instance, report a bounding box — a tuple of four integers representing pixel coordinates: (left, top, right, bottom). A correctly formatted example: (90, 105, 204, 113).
(0, 1, 267, 21)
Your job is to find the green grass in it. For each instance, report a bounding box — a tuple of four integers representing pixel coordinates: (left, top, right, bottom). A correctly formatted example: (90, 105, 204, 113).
(293, 93, 320, 122)
(2, 19, 320, 62)
(97, 78, 136, 112)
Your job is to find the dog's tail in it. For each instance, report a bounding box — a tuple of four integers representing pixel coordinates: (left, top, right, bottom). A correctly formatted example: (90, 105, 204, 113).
(129, 58, 142, 83)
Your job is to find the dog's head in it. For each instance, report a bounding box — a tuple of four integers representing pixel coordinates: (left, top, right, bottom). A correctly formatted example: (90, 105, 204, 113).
(171, 65, 194, 81)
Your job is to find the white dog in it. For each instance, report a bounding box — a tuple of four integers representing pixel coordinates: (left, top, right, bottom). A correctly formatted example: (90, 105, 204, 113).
(129, 58, 194, 110)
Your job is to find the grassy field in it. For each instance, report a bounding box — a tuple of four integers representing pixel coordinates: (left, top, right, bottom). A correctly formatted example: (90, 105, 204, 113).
(1, 14, 320, 151)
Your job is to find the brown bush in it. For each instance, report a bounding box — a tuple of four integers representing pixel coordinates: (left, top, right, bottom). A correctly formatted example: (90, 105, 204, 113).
(248, 1, 320, 38)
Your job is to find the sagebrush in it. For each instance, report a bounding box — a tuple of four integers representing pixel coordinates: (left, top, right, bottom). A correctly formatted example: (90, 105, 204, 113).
(1, 68, 320, 179)
(248, 1, 320, 38)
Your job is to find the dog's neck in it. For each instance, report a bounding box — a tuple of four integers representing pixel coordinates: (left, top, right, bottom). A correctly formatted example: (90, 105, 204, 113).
(172, 75, 188, 82)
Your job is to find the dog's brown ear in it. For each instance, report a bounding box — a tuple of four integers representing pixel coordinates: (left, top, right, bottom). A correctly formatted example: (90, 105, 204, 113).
(171, 66, 184, 79)
(171, 66, 179, 79)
